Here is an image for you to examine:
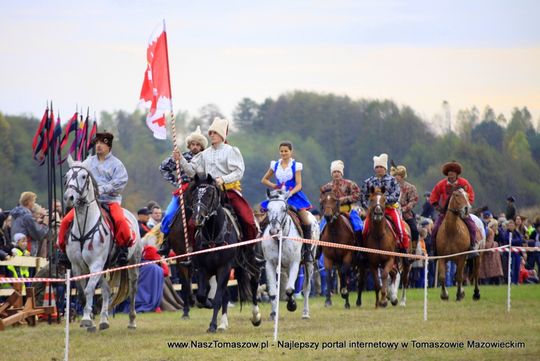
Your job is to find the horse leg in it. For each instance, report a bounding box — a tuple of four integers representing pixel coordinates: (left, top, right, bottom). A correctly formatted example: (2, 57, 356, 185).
(339, 261, 351, 309)
(217, 285, 229, 332)
(208, 267, 228, 333)
(455, 256, 466, 301)
(438, 259, 449, 300)
(250, 271, 262, 326)
(473, 255, 481, 301)
(127, 266, 139, 329)
(388, 266, 400, 306)
(356, 263, 365, 307)
(179, 266, 191, 319)
(324, 258, 333, 307)
(98, 277, 110, 330)
(81, 272, 102, 332)
(196, 268, 209, 307)
(285, 258, 301, 312)
(265, 260, 278, 320)
(379, 259, 393, 308)
(371, 264, 380, 308)
(400, 259, 411, 307)
(302, 261, 313, 319)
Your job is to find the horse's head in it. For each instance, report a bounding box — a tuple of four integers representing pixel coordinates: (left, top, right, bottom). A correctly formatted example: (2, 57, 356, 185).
(368, 186, 387, 222)
(265, 188, 289, 236)
(448, 187, 470, 218)
(190, 174, 221, 227)
(63, 156, 97, 208)
(320, 191, 340, 223)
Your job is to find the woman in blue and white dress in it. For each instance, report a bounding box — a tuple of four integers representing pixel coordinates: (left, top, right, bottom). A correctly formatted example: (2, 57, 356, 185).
(261, 141, 315, 261)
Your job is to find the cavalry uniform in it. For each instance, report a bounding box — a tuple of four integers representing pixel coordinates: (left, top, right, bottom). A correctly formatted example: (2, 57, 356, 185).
(58, 134, 133, 260)
(180, 119, 258, 242)
(391, 165, 419, 244)
(429, 161, 477, 251)
(320, 160, 363, 236)
(361, 154, 410, 250)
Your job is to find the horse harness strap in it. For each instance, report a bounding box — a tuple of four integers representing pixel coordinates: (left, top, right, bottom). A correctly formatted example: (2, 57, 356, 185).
(287, 210, 304, 237)
(223, 208, 242, 240)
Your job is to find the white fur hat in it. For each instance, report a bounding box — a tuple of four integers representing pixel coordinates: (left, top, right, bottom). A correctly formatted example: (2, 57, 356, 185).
(185, 126, 208, 149)
(373, 153, 388, 169)
(208, 117, 229, 141)
(330, 160, 344, 175)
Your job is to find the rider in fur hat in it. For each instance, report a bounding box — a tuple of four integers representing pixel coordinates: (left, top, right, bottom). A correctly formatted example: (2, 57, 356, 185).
(390, 164, 419, 247)
(429, 161, 478, 255)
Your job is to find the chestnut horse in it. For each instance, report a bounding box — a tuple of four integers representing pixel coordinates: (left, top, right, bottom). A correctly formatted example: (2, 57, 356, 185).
(320, 191, 362, 309)
(436, 188, 482, 301)
(364, 186, 410, 308)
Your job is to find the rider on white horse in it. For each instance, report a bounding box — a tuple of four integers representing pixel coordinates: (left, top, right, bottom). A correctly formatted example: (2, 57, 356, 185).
(320, 160, 363, 244)
(58, 132, 134, 266)
(261, 141, 315, 262)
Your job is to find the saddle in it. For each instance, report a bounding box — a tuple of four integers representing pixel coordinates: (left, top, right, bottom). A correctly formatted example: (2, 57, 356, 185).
(287, 210, 304, 237)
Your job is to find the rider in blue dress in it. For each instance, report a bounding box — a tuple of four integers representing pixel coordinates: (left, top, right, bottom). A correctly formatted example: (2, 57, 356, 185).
(261, 141, 315, 262)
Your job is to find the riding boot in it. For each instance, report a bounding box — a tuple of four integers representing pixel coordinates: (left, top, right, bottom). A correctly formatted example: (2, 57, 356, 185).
(301, 225, 313, 263)
(253, 242, 265, 267)
(354, 231, 365, 262)
(58, 252, 71, 269)
(157, 237, 171, 257)
(116, 246, 129, 267)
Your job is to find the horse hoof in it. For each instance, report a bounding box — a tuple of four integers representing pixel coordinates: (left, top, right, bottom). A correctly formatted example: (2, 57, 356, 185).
(252, 317, 262, 327)
(80, 319, 93, 328)
(325, 300, 332, 307)
(287, 299, 297, 312)
(345, 303, 350, 310)
(302, 312, 310, 319)
(440, 294, 449, 301)
(87, 326, 97, 333)
(181, 314, 190, 320)
(127, 324, 137, 330)
(99, 322, 109, 331)
(269, 312, 276, 321)
(379, 300, 388, 308)
(391, 299, 398, 307)
(207, 326, 217, 333)
(217, 325, 227, 332)
(399, 300, 406, 307)
(473, 293, 481, 301)
(356, 299, 362, 307)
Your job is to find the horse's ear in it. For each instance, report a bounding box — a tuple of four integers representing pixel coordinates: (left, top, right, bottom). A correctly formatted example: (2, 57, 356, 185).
(67, 155, 74, 168)
(194, 174, 200, 184)
(206, 174, 213, 183)
(266, 189, 271, 198)
(369, 185, 375, 195)
(380, 185, 386, 194)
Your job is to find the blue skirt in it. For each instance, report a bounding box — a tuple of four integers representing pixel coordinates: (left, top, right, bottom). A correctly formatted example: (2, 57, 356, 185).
(261, 191, 312, 211)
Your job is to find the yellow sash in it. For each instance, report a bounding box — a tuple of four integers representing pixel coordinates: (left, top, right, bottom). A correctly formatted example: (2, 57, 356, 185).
(224, 181, 242, 191)
(339, 204, 352, 213)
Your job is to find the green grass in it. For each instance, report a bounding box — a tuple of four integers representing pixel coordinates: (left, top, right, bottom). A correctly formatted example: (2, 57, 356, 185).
(2, 285, 539, 361)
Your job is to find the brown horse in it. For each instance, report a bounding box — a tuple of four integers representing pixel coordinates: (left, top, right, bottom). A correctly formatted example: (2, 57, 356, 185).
(320, 191, 362, 309)
(364, 186, 411, 308)
(436, 188, 482, 301)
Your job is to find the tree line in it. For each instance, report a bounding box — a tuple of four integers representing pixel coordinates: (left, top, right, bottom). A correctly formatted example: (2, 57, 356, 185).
(1, 91, 539, 216)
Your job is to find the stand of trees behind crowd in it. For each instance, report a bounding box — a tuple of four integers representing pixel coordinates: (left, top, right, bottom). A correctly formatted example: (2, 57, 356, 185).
(1, 91, 539, 216)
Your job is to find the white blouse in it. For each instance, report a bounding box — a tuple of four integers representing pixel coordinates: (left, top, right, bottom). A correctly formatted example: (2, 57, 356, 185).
(269, 159, 303, 185)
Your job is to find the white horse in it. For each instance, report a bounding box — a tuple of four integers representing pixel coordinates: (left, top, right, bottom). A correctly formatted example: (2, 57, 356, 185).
(64, 156, 142, 332)
(261, 189, 319, 319)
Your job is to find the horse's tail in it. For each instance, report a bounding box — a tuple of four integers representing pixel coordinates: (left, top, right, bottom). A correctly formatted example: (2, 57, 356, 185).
(109, 269, 130, 309)
(234, 265, 252, 311)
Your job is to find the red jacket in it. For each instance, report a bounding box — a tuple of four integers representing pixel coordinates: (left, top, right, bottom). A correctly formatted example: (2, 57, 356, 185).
(430, 177, 475, 207)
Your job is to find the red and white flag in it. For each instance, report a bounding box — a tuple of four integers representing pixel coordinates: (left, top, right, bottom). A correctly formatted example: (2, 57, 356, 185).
(140, 21, 172, 140)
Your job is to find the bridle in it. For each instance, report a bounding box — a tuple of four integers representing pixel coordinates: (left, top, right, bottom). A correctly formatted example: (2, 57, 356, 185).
(192, 184, 220, 227)
(321, 193, 340, 223)
(267, 197, 291, 235)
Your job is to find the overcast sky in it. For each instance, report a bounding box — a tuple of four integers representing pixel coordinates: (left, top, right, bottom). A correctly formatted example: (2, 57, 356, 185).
(1, 0, 539, 129)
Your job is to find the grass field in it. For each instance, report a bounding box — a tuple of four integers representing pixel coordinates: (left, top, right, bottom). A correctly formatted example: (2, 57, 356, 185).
(2, 285, 539, 361)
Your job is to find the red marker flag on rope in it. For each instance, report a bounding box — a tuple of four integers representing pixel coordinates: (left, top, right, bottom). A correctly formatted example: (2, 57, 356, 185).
(139, 21, 172, 140)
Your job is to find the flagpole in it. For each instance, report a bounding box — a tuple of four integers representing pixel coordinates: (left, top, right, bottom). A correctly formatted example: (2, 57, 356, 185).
(84, 107, 89, 159)
(163, 19, 191, 259)
(46, 102, 54, 324)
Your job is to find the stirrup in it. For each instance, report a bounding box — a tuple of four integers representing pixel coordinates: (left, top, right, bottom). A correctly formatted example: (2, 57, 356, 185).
(178, 257, 192, 267)
(157, 241, 171, 257)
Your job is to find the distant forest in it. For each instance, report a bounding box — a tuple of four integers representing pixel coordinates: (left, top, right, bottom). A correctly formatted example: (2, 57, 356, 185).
(2, 91, 539, 217)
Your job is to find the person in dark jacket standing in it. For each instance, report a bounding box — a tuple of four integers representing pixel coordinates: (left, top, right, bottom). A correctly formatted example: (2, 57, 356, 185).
(9, 192, 48, 256)
(505, 196, 517, 221)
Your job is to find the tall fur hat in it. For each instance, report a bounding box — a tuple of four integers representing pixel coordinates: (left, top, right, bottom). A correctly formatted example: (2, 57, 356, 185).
(442, 161, 462, 175)
(92, 132, 114, 148)
(373, 153, 388, 169)
(390, 165, 407, 178)
(185, 126, 208, 149)
(208, 117, 229, 141)
(330, 160, 344, 175)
